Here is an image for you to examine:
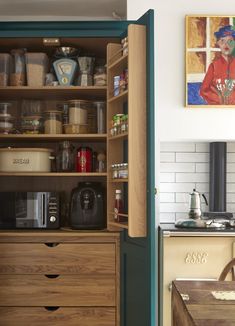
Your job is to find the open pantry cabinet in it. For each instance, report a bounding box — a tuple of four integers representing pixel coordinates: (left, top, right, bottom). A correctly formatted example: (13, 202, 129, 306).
(0, 9, 155, 326)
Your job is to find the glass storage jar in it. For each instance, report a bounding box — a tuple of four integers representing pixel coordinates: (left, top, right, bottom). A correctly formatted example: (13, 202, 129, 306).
(56, 141, 74, 172)
(93, 65, 106, 86)
(44, 110, 62, 134)
(68, 100, 89, 125)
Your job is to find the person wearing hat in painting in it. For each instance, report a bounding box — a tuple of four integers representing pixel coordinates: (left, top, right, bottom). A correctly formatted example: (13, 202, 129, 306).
(200, 25, 235, 105)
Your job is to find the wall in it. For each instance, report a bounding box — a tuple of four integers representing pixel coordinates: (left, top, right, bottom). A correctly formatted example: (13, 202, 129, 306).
(160, 142, 235, 223)
(127, 1, 235, 142)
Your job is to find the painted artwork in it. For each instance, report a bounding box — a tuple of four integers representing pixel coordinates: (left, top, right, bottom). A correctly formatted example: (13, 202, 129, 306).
(186, 16, 235, 107)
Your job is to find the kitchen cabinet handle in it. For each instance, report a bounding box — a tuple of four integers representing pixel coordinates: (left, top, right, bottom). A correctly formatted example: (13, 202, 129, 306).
(45, 274, 60, 279)
(44, 306, 60, 312)
(45, 243, 60, 247)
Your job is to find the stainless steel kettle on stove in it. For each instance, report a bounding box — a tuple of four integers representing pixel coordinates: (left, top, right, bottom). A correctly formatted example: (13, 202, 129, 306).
(189, 188, 208, 219)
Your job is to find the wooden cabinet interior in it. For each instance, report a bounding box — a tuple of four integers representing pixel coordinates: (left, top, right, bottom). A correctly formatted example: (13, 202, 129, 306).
(0, 25, 147, 237)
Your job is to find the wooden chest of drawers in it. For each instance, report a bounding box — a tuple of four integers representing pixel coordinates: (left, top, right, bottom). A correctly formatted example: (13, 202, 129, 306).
(0, 231, 120, 326)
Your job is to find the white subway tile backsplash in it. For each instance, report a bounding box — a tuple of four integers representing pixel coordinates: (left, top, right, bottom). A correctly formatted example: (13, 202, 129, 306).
(227, 164, 235, 173)
(159, 142, 235, 221)
(161, 203, 188, 213)
(160, 152, 175, 162)
(195, 183, 209, 193)
(227, 193, 235, 203)
(227, 184, 235, 193)
(227, 173, 235, 183)
(196, 163, 209, 173)
(228, 153, 235, 162)
(159, 213, 176, 223)
(227, 143, 235, 152)
(176, 152, 209, 163)
(160, 183, 196, 193)
(160, 162, 195, 173)
(176, 213, 189, 220)
(160, 193, 175, 203)
(160, 173, 175, 183)
(176, 173, 209, 183)
(161, 142, 195, 152)
(196, 143, 209, 153)
(176, 193, 189, 203)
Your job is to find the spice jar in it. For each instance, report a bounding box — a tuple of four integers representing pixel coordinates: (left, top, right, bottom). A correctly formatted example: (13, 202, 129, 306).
(44, 110, 62, 134)
(56, 141, 74, 172)
(94, 66, 107, 86)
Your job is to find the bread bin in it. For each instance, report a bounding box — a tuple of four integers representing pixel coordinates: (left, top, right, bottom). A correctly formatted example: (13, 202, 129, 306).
(0, 148, 54, 172)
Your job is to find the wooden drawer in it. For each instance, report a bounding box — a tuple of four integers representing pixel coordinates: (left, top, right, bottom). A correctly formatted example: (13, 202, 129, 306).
(0, 307, 116, 326)
(0, 275, 115, 306)
(0, 243, 115, 274)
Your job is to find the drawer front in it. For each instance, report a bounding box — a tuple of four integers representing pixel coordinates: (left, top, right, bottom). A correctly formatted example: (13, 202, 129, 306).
(163, 236, 235, 326)
(0, 275, 115, 306)
(0, 243, 115, 274)
(0, 307, 116, 326)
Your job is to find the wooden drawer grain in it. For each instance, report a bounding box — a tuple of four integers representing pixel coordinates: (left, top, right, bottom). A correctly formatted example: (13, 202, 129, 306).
(0, 243, 115, 274)
(0, 275, 115, 306)
(0, 307, 116, 326)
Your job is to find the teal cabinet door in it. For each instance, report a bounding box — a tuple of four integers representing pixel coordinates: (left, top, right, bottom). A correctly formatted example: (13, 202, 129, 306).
(120, 9, 156, 326)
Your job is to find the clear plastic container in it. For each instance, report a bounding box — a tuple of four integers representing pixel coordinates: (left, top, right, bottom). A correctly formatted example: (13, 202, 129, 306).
(0, 115, 14, 134)
(56, 141, 74, 172)
(0, 54, 11, 86)
(25, 53, 49, 86)
(93, 101, 106, 134)
(21, 100, 42, 116)
(68, 100, 89, 125)
(44, 110, 62, 134)
(10, 48, 26, 86)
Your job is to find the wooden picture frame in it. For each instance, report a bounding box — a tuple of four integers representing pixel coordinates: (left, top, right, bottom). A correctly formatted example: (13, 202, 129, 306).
(186, 15, 235, 107)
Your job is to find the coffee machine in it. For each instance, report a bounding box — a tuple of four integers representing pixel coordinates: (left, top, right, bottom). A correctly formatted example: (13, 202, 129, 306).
(69, 182, 106, 229)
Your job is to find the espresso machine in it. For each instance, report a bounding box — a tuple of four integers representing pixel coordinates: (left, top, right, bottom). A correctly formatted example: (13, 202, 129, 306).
(69, 182, 106, 229)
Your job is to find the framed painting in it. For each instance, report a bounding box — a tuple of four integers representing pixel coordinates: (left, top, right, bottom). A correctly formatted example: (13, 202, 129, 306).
(186, 15, 235, 107)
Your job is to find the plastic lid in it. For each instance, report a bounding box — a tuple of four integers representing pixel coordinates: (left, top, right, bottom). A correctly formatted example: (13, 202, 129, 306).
(115, 189, 122, 193)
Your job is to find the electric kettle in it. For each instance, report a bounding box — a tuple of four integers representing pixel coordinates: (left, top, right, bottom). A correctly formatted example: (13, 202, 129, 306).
(189, 188, 208, 219)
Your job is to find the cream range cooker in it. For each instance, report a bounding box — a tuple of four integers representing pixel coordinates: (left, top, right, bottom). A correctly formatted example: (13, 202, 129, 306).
(159, 224, 235, 326)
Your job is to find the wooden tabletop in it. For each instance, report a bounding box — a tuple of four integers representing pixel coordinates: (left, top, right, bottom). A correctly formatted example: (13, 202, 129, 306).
(172, 280, 235, 326)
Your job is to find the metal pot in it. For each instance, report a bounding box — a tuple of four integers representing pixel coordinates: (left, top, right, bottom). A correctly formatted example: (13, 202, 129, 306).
(0, 148, 54, 172)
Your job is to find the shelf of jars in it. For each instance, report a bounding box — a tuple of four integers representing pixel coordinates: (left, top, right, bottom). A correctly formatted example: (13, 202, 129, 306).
(0, 86, 107, 100)
(0, 172, 107, 177)
(0, 134, 107, 142)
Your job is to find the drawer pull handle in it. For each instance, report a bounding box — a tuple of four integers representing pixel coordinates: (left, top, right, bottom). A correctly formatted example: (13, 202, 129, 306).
(45, 243, 59, 247)
(45, 274, 60, 279)
(44, 306, 60, 312)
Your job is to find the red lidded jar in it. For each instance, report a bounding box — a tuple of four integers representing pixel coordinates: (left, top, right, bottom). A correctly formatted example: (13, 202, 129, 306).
(76, 146, 92, 172)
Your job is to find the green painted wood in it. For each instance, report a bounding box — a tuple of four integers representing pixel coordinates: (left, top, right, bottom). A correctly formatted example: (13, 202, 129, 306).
(120, 9, 156, 326)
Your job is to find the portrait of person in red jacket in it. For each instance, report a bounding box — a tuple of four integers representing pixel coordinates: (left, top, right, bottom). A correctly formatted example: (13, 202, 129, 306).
(200, 25, 235, 105)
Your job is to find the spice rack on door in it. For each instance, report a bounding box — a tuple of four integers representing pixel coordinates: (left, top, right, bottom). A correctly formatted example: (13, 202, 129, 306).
(107, 24, 147, 237)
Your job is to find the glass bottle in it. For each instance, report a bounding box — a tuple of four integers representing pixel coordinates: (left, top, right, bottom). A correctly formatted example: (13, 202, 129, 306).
(56, 141, 74, 172)
(114, 189, 124, 222)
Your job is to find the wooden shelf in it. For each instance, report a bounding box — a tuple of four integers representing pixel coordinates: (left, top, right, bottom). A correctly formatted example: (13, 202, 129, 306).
(0, 172, 107, 177)
(108, 90, 128, 105)
(0, 86, 107, 100)
(109, 178, 128, 183)
(109, 221, 128, 229)
(108, 54, 128, 71)
(108, 132, 128, 141)
(0, 134, 107, 142)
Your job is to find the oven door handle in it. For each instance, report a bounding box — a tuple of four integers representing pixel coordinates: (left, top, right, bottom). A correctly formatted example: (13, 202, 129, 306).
(41, 193, 46, 227)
